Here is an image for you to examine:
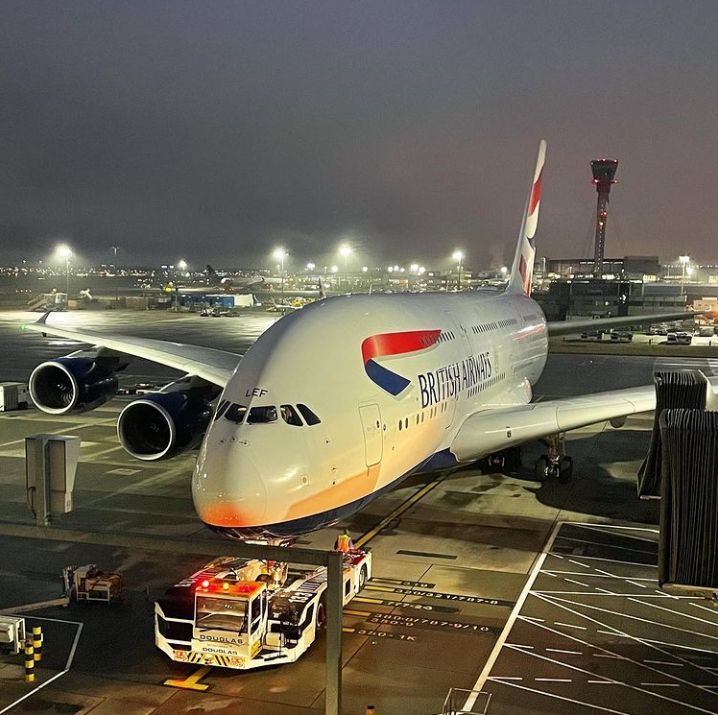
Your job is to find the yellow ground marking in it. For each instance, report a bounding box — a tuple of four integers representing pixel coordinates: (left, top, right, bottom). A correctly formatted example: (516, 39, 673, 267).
(354, 596, 383, 604)
(354, 476, 444, 548)
(344, 609, 372, 618)
(163, 665, 212, 691)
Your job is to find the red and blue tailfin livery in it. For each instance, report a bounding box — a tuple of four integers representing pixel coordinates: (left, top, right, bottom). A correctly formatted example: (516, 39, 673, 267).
(361, 330, 441, 396)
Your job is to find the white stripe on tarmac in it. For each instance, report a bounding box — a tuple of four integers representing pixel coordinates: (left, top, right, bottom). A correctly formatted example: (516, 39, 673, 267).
(462, 519, 562, 712)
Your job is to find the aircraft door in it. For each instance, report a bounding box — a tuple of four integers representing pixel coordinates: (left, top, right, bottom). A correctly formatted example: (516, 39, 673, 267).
(358, 403, 383, 466)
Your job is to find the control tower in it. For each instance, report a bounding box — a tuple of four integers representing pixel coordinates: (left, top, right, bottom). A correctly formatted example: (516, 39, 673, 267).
(591, 158, 618, 278)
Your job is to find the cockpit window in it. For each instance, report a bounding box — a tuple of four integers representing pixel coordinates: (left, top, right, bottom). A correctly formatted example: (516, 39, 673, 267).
(247, 406, 277, 424)
(297, 404, 321, 426)
(225, 403, 247, 423)
(280, 404, 303, 426)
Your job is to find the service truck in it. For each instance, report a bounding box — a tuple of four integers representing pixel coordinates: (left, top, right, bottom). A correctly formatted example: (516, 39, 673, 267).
(154, 548, 371, 670)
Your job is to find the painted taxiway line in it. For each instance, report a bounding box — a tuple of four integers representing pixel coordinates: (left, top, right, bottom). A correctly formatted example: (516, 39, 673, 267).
(462, 517, 562, 712)
(355, 475, 444, 548)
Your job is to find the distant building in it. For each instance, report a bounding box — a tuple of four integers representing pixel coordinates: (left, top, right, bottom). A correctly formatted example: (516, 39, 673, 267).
(547, 256, 661, 281)
(534, 278, 690, 321)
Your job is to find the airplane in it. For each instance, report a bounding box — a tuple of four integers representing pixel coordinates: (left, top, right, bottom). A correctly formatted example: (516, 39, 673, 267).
(23, 140, 713, 541)
(169, 266, 266, 295)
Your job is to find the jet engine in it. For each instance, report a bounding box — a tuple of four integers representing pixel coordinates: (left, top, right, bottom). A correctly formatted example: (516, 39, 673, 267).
(117, 380, 219, 461)
(29, 357, 121, 414)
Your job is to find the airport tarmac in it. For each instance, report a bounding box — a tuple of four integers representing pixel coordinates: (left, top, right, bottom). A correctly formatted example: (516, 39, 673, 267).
(1, 309, 718, 714)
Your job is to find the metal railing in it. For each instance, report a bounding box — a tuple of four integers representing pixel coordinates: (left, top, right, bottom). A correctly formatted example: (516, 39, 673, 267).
(440, 688, 491, 715)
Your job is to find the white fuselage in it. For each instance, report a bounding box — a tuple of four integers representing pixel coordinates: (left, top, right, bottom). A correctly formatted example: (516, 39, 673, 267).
(192, 290, 547, 538)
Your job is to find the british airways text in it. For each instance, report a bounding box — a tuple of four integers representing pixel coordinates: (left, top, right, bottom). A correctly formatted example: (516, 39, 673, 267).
(417, 352, 492, 408)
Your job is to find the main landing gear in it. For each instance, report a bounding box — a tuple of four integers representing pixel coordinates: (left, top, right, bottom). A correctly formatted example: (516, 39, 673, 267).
(534, 433, 573, 484)
(487, 446, 522, 472)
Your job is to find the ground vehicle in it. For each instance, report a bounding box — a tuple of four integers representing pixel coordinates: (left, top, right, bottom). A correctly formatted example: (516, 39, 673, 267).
(154, 549, 371, 669)
(62, 564, 123, 603)
(579, 330, 602, 341)
(667, 331, 692, 345)
(609, 330, 633, 343)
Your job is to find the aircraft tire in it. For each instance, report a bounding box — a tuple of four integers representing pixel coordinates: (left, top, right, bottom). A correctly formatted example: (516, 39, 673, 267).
(558, 456, 573, 484)
(535, 455, 550, 482)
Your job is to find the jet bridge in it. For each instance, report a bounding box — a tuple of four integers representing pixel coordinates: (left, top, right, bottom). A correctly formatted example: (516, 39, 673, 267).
(658, 408, 718, 596)
(637, 370, 709, 498)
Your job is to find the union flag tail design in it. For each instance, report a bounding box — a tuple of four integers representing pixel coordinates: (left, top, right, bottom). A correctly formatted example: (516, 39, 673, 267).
(507, 140, 546, 296)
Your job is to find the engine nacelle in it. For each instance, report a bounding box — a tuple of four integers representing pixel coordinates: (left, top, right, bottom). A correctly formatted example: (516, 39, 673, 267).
(117, 389, 214, 461)
(29, 357, 118, 414)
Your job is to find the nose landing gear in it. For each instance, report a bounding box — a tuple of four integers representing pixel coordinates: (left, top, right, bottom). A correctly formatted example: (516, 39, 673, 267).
(534, 433, 573, 483)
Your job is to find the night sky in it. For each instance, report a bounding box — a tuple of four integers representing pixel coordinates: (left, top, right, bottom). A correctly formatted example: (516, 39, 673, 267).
(1, 2, 716, 269)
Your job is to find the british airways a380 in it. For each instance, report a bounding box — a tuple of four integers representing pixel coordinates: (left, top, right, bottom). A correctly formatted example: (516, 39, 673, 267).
(24, 141, 707, 540)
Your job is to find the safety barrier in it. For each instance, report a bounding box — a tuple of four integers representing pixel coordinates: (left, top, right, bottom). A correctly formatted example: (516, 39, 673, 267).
(24, 638, 34, 683)
(32, 625, 42, 662)
(658, 409, 718, 589)
(637, 370, 707, 498)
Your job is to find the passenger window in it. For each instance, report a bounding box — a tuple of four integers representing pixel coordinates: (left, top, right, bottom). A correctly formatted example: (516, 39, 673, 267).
(247, 406, 277, 424)
(297, 404, 321, 426)
(281, 404, 303, 427)
(225, 404, 247, 423)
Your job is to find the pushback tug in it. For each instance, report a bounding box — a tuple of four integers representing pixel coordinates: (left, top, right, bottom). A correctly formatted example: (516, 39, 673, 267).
(155, 546, 371, 669)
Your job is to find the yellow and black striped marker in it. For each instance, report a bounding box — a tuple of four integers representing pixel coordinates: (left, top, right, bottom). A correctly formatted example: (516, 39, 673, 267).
(32, 626, 43, 662)
(24, 639, 35, 683)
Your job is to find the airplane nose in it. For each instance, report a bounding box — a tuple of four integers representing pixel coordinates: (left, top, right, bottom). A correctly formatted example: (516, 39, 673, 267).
(192, 438, 267, 527)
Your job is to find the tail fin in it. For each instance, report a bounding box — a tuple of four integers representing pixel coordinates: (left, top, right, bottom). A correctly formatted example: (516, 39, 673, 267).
(506, 140, 546, 296)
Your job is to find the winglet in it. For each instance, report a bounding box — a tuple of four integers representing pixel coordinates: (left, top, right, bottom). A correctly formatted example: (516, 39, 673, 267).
(36, 311, 52, 326)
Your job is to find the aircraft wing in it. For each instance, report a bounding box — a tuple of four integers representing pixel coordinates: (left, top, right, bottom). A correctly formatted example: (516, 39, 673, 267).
(547, 310, 702, 337)
(450, 385, 656, 460)
(23, 313, 240, 387)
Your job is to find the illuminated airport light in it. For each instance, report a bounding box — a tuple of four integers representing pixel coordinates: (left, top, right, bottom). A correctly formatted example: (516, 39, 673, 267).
(387, 266, 394, 273)
(177, 259, 188, 271)
(500, 266, 508, 276)
(54, 243, 73, 295)
(331, 265, 339, 273)
(306, 262, 316, 271)
(452, 250, 464, 263)
(55, 243, 73, 259)
(272, 247, 288, 262)
(393, 265, 400, 272)
(418, 266, 426, 275)
(410, 263, 419, 273)
(361, 266, 368, 273)
(338, 243, 353, 258)
(678, 255, 690, 265)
